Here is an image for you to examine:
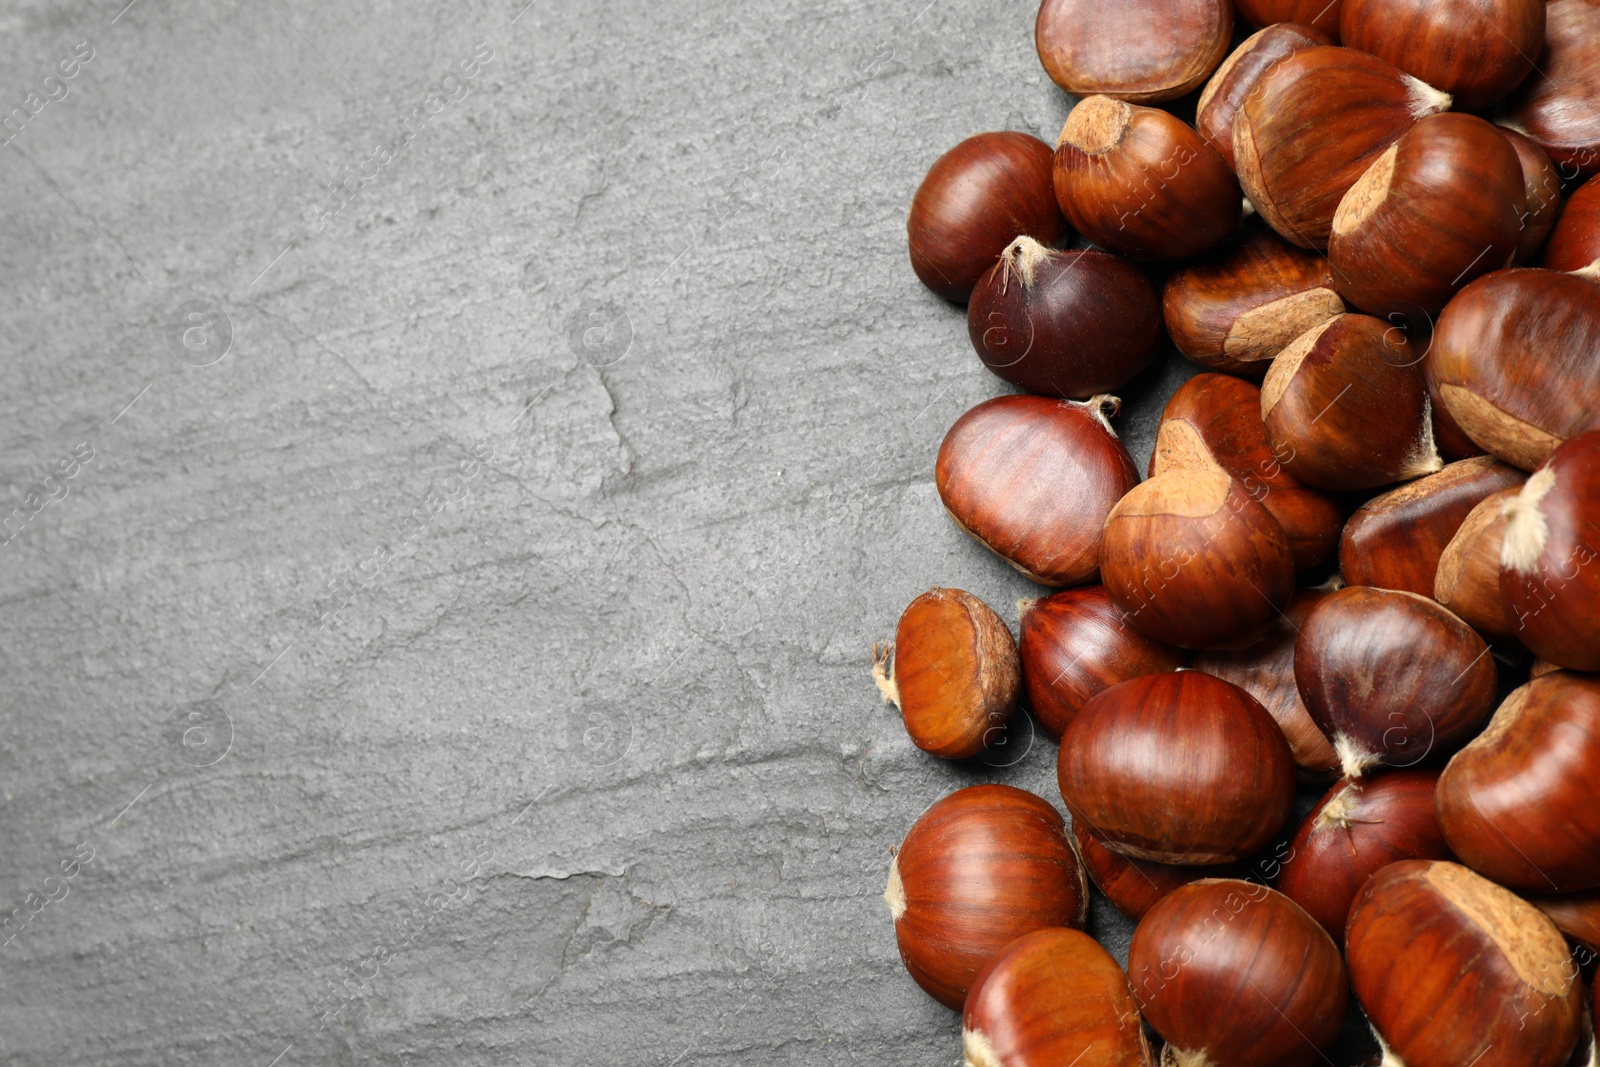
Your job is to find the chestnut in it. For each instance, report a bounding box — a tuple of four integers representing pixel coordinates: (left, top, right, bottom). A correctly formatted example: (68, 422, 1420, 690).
(1056, 672, 1296, 864)
(1545, 173, 1600, 274)
(1193, 586, 1342, 780)
(1196, 24, 1334, 170)
(1276, 769, 1453, 942)
(1347, 860, 1583, 1067)
(1438, 672, 1600, 893)
(1100, 464, 1296, 649)
(1339, 455, 1525, 598)
(1501, 431, 1600, 669)
(1034, 0, 1232, 104)
(1504, 126, 1564, 264)
(1434, 486, 1523, 639)
(1017, 586, 1184, 741)
(1427, 267, 1600, 471)
(1530, 890, 1600, 954)
(937, 394, 1140, 587)
(1295, 586, 1497, 778)
(1052, 96, 1241, 262)
(1339, 0, 1545, 111)
(1162, 226, 1344, 381)
(1329, 112, 1527, 319)
(872, 588, 1019, 759)
(886, 784, 1088, 1010)
(907, 132, 1064, 303)
(1128, 879, 1348, 1067)
(963, 928, 1152, 1067)
(1262, 314, 1442, 491)
(966, 236, 1162, 399)
(1233, 0, 1343, 35)
(1423, 339, 1488, 462)
(1070, 820, 1238, 922)
(1506, 0, 1600, 181)
(1235, 46, 1450, 249)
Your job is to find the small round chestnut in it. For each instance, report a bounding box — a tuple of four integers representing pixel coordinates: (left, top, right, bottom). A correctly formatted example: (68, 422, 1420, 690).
(887, 785, 1088, 1010)
(1035, 0, 1232, 104)
(1233, 0, 1343, 35)
(1196, 24, 1334, 170)
(908, 132, 1064, 303)
(1339, 0, 1545, 111)
(1545, 173, 1600, 275)
(872, 588, 1019, 760)
(1506, 0, 1600, 181)
(1503, 127, 1564, 264)
(1057, 672, 1296, 864)
(1071, 820, 1238, 922)
(1129, 880, 1348, 1067)
(967, 236, 1162, 399)
(1434, 486, 1522, 639)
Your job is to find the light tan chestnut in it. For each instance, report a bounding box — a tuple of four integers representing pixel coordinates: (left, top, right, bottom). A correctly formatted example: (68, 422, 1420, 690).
(1434, 486, 1522, 639)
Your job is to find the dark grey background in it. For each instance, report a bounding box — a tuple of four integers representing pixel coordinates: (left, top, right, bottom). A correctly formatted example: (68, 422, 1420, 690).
(0, 1, 1221, 1063)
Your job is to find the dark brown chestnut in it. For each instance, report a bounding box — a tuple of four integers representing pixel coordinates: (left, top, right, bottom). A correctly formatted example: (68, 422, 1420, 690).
(1434, 486, 1522, 639)
(1530, 890, 1600, 954)
(887, 785, 1088, 1010)
(1234, 0, 1344, 35)
(1545, 173, 1600, 274)
(908, 132, 1064, 303)
(1506, 0, 1600, 182)
(1340, 0, 1545, 111)
(1057, 672, 1296, 863)
(1504, 126, 1564, 264)
(1196, 24, 1334, 170)
(936, 394, 1140, 587)
(1018, 586, 1184, 741)
(1035, 0, 1232, 104)
(966, 236, 1161, 399)
(1423, 331, 1488, 461)
(1053, 96, 1241, 262)
(1070, 820, 1238, 922)
(1295, 586, 1497, 777)
(1501, 431, 1600, 668)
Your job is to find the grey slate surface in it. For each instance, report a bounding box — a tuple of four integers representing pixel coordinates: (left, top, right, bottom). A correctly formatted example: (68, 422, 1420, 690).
(0, 0, 1227, 1063)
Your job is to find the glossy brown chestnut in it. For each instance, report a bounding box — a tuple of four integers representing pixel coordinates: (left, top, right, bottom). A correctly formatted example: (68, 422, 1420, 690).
(1053, 96, 1241, 261)
(1530, 890, 1600, 954)
(1235, 46, 1450, 249)
(1234, 0, 1344, 35)
(1545, 173, 1600, 274)
(1129, 880, 1348, 1067)
(936, 394, 1140, 587)
(1018, 587, 1184, 741)
(1506, 0, 1600, 181)
(1501, 431, 1600, 668)
(1427, 267, 1600, 471)
(1035, 0, 1232, 104)
(1340, 456, 1525, 597)
(1424, 335, 1488, 461)
(1162, 226, 1344, 380)
(963, 928, 1153, 1067)
(967, 237, 1161, 399)
(1348, 860, 1583, 1067)
(908, 132, 1064, 303)
(1101, 465, 1296, 649)
(1057, 672, 1296, 863)
(1296, 586, 1497, 777)
(1262, 314, 1442, 491)
(1340, 0, 1545, 111)
(872, 588, 1019, 760)
(1193, 586, 1342, 779)
(1330, 113, 1527, 318)
(1434, 486, 1522, 638)
(887, 784, 1088, 1010)
(1438, 673, 1600, 892)
(1070, 820, 1239, 922)
(1504, 127, 1564, 264)
(1196, 24, 1334, 169)
(1277, 769, 1452, 941)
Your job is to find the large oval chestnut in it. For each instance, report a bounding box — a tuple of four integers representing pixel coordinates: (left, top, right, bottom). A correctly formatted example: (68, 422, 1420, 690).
(1070, 820, 1238, 922)
(1545, 173, 1600, 274)
(1347, 860, 1583, 1067)
(1233, 0, 1343, 35)
(967, 236, 1161, 399)
(1434, 486, 1521, 639)
(1129, 879, 1348, 1067)
(1035, 0, 1232, 104)
(908, 132, 1064, 303)
(1506, 0, 1600, 181)
(1339, 0, 1545, 111)
(1057, 672, 1296, 864)
(1504, 127, 1565, 264)
(886, 785, 1088, 1010)
(1196, 24, 1334, 170)
(936, 394, 1140, 587)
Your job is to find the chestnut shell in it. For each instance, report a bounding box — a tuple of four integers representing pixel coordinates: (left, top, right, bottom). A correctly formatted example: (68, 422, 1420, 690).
(1035, 0, 1232, 103)
(1339, 0, 1544, 111)
(1197, 24, 1334, 169)
(1506, 0, 1600, 181)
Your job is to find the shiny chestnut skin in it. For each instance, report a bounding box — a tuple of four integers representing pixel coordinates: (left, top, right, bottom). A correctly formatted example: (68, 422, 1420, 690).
(1507, 0, 1600, 181)
(1438, 673, 1600, 893)
(1422, 330, 1488, 462)
(1053, 97, 1241, 262)
(1070, 820, 1238, 922)
(1434, 486, 1522, 638)
(1262, 314, 1442, 492)
(963, 928, 1153, 1067)
(967, 236, 1161, 399)
(1196, 24, 1334, 170)
(1330, 113, 1527, 319)
(1162, 226, 1344, 381)
(1035, 0, 1232, 104)
(1530, 890, 1600, 953)
(908, 132, 1064, 303)
(1545, 173, 1600, 274)
(1057, 672, 1296, 864)
(1235, 46, 1450, 249)
(1501, 431, 1600, 668)
(1277, 769, 1452, 941)
(1339, 456, 1524, 598)
(1234, 0, 1344, 35)
(1340, 0, 1545, 111)
(1348, 860, 1583, 1067)
(1129, 880, 1348, 1067)
(936, 394, 1140, 587)
(1296, 586, 1497, 778)
(1427, 268, 1600, 471)
(1018, 587, 1184, 741)
(886, 785, 1088, 1010)
(872, 588, 1018, 759)
(1504, 127, 1564, 264)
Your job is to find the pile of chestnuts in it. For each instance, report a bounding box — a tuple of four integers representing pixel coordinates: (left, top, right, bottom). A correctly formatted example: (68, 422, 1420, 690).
(878, 1, 1600, 1065)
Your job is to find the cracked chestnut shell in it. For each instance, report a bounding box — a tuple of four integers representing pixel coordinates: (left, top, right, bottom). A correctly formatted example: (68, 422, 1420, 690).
(1070, 820, 1238, 922)
(1545, 173, 1600, 274)
(1340, 0, 1544, 111)
(1506, 0, 1600, 181)
(1196, 24, 1334, 170)
(1035, 0, 1232, 103)
(1434, 486, 1522, 639)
